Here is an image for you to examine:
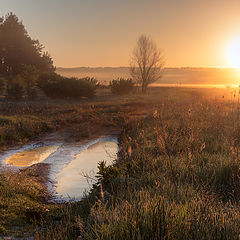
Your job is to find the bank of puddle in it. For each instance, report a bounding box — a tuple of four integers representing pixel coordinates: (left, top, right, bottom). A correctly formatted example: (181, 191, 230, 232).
(0, 135, 119, 202)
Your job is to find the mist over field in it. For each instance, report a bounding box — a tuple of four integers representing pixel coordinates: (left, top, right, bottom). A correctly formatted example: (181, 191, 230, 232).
(57, 67, 240, 85)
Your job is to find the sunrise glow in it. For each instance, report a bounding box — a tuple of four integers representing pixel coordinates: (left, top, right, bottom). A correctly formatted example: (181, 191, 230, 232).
(227, 36, 240, 68)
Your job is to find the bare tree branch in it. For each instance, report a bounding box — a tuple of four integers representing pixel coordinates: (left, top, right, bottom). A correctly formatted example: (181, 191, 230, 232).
(130, 34, 164, 93)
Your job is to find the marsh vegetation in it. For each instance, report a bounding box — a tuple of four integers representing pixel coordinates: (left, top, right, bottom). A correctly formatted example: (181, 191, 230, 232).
(0, 86, 240, 239)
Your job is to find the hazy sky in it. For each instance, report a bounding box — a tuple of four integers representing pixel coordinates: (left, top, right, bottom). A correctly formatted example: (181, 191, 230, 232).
(1, 0, 240, 68)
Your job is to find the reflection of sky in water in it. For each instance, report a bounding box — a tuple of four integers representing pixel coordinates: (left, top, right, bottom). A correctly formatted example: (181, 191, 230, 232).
(56, 141, 118, 201)
(6, 146, 59, 167)
(1, 135, 119, 202)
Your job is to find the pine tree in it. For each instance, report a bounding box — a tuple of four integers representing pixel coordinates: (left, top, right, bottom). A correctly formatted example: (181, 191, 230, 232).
(0, 13, 55, 77)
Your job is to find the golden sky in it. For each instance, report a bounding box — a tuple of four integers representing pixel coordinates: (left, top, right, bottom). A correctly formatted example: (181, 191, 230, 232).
(1, 0, 240, 68)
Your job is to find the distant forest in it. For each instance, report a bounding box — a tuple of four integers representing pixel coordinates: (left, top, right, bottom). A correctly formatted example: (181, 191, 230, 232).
(57, 67, 240, 85)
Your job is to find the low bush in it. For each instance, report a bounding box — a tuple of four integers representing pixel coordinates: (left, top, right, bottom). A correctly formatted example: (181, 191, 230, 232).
(21, 65, 39, 100)
(37, 73, 62, 89)
(6, 76, 25, 100)
(0, 77, 7, 96)
(26, 86, 37, 100)
(110, 78, 135, 95)
(38, 73, 98, 99)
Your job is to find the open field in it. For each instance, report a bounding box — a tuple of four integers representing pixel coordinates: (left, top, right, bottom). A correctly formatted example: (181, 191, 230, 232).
(0, 86, 234, 150)
(1, 86, 240, 239)
(56, 67, 240, 85)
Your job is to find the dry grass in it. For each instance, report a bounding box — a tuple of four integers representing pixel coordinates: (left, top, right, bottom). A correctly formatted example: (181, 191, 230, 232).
(1, 86, 240, 239)
(80, 88, 240, 239)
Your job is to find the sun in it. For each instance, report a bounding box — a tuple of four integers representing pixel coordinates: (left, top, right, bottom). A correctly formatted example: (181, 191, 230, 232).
(227, 36, 240, 68)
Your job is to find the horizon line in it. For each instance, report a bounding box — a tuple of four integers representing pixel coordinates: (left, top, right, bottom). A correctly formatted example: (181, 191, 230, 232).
(56, 66, 240, 70)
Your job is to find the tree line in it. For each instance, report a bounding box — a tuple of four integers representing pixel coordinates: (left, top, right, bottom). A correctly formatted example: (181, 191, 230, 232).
(0, 13, 164, 99)
(0, 13, 99, 100)
(0, 13, 54, 99)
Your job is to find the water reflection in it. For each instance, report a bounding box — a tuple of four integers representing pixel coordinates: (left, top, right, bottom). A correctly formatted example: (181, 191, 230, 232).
(6, 145, 59, 167)
(55, 140, 118, 201)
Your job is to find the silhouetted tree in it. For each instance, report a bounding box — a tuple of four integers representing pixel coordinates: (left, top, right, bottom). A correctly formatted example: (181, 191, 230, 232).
(0, 13, 54, 78)
(130, 34, 164, 93)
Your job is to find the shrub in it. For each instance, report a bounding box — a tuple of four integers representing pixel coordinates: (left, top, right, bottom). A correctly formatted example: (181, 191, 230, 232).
(21, 65, 39, 100)
(0, 77, 7, 96)
(26, 86, 37, 100)
(6, 82, 25, 100)
(38, 74, 98, 99)
(6, 76, 25, 100)
(110, 78, 135, 95)
(37, 72, 62, 89)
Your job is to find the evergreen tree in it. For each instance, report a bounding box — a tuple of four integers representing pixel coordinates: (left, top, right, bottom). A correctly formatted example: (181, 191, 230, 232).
(0, 13, 55, 77)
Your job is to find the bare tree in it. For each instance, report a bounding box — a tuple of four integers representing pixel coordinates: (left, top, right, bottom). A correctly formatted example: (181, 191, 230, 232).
(130, 34, 164, 93)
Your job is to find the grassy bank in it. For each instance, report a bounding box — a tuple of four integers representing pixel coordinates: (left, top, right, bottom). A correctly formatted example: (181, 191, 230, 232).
(0, 92, 154, 238)
(0, 90, 154, 150)
(0, 86, 230, 151)
(0, 164, 67, 237)
(81, 96, 240, 239)
(0, 87, 240, 239)
(0, 102, 74, 150)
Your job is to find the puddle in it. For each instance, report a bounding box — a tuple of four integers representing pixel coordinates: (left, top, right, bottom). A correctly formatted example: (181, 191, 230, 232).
(55, 138, 118, 201)
(0, 134, 119, 202)
(3, 145, 59, 167)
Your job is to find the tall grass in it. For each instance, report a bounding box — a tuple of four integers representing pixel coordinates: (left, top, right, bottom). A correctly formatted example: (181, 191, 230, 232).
(2, 88, 240, 239)
(80, 97, 240, 239)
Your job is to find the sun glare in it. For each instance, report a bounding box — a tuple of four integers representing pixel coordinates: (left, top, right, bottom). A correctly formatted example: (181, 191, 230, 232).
(227, 36, 240, 68)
